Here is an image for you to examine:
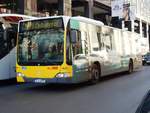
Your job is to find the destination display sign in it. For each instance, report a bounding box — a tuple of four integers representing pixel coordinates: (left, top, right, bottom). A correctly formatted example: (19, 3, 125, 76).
(19, 18, 63, 32)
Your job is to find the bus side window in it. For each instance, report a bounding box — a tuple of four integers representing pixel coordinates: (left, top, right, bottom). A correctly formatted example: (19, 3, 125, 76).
(97, 33, 101, 50)
(71, 30, 82, 56)
(0, 28, 9, 59)
(101, 33, 112, 52)
(105, 34, 111, 52)
(82, 31, 88, 54)
(0, 31, 4, 58)
(66, 30, 72, 65)
(100, 33, 105, 50)
(7, 28, 17, 50)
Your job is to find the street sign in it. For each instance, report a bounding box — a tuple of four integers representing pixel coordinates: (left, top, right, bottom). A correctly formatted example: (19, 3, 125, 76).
(111, 0, 123, 18)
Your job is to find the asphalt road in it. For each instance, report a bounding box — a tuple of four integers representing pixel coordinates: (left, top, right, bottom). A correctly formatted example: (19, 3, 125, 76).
(0, 66, 150, 113)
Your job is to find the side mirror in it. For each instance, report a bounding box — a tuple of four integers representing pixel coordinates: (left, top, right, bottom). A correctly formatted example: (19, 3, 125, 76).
(71, 30, 77, 44)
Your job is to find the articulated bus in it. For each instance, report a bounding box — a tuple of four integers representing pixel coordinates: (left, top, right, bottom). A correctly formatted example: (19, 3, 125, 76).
(0, 14, 36, 80)
(16, 16, 142, 84)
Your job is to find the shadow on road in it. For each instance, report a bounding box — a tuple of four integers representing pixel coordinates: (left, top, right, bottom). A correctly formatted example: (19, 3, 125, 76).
(0, 78, 17, 87)
(21, 71, 140, 92)
(21, 82, 91, 93)
(100, 71, 136, 82)
(0, 70, 140, 93)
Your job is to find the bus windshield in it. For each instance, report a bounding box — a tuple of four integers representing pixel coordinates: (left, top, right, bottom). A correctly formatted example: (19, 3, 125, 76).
(18, 18, 64, 66)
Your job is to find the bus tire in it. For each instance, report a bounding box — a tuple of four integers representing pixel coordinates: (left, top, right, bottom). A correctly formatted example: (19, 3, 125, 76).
(127, 60, 133, 74)
(90, 64, 100, 84)
(142, 61, 146, 66)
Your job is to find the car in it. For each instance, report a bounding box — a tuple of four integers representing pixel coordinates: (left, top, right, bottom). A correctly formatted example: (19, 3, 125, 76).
(135, 90, 150, 113)
(142, 52, 150, 65)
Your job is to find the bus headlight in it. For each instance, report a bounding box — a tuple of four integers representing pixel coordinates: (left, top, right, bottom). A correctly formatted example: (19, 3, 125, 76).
(17, 72, 25, 77)
(56, 73, 70, 78)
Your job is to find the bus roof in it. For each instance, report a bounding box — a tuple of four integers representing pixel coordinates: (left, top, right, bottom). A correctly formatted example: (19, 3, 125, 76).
(19, 15, 104, 27)
(0, 14, 37, 19)
(0, 13, 37, 23)
(71, 16, 104, 26)
(19, 15, 68, 22)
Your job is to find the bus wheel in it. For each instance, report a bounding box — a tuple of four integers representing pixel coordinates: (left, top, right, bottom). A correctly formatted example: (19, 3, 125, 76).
(142, 61, 146, 66)
(90, 64, 100, 84)
(128, 60, 133, 74)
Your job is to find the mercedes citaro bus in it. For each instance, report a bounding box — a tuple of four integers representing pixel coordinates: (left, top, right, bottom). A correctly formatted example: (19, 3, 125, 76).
(16, 16, 142, 84)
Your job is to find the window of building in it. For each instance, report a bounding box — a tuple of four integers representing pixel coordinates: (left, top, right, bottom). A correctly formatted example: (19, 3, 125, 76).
(0, 0, 20, 13)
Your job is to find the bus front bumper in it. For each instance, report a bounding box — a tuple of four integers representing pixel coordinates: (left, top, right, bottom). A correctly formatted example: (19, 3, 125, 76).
(17, 76, 75, 84)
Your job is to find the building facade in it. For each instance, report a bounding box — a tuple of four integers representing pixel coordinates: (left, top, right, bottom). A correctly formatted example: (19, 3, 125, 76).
(0, 0, 149, 52)
(0, 0, 112, 24)
(126, 0, 150, 53)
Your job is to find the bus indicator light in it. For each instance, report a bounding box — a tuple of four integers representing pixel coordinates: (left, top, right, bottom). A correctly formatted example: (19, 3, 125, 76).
(47, 67, 58, 70)
(56, 73, 69, 78)
(17, 72, 25, 77)
(52, 67, 58, 70)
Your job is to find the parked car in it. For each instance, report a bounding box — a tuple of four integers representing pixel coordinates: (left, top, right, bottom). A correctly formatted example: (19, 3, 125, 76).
(142, 52, 150, 65)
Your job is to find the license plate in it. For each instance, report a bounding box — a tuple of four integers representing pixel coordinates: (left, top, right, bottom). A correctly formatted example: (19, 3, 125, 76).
(34, 79, 46, 83)
(146, 61, 150, 63)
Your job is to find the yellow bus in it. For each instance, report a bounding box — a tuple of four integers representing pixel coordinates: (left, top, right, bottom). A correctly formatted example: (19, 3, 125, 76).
(16, 16, 142, 84)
